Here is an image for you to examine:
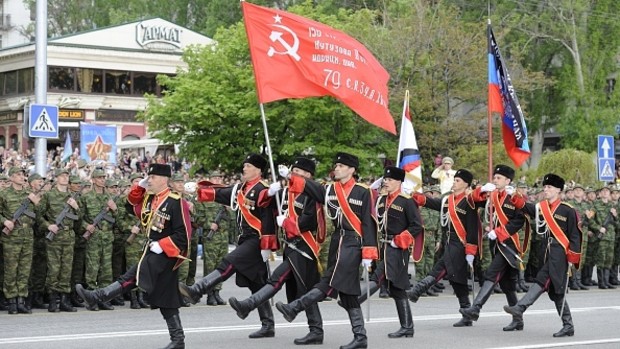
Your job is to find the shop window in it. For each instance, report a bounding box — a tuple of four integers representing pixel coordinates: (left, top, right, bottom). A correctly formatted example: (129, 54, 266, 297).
(4, 71, 17, 95)
(0, 73, 5, 96)
(49, 67, 75, 91)
(133, 72, 157, 95)
(10, 134, 18, 151)
(18, 68, 34, 94)
(77, 68, 103, 93)
(105, 70, 132, 94)
(0, 136, 5, 148)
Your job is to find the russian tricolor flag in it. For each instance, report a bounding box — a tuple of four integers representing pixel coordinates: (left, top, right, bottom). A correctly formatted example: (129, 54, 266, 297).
(397, 91, 423, 194)
(488, 23, 530, 167)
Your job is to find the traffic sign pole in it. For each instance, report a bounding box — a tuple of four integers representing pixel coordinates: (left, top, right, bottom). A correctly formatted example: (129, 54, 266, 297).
(34, 0, 48, 177)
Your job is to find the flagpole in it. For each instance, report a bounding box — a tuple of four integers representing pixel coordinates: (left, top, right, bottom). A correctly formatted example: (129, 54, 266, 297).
(487, 18, 493, 183)
(259, 103, 283, 215)
(395, 90, 409, 167)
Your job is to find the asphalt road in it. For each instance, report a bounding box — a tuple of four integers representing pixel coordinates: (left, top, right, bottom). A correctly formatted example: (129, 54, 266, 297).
(1, 251, 619, 349)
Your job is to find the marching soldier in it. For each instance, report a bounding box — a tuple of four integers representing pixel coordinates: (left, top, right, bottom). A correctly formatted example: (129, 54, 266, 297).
(569, 184, 589, 290)
(459, 165, 528, 331)
(355, 166, 423, 338)
(408, 169, 485, 327)
(229, 157, 326, 345)
(80, 170, 118, 310)
(417, 186, 441, 297)
(77, 163, 191, 348)
(505, 174, 582, 337)
(590, 185, 616, 289)
(274, 152, 378, 349)
(123, 173, 149, 309)
(40, 168, 81, 312)
(0, 167, 40, 314)
(180, 154, 279, 339)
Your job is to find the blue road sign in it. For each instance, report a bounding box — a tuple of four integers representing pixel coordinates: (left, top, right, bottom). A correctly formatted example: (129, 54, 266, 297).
(597, 135, 615, 182)
(29, 104, 59, 138)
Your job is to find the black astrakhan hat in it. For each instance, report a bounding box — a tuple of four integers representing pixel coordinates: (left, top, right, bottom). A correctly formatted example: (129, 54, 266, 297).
(148, 164, 172, 177)
(292, 157, 316, 175)
(493, 164, 515, 181)
(542, 173, 565, 190)
(384, 166, 405, 182)
(243, 153, 267, 171)
(454, 169, 474, 185)
(333, 152, 359, 169)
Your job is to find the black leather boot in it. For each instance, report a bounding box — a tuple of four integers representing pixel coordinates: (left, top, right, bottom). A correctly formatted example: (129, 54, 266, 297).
(130, 291, 140, 309)
(569, 276, 579, 291)
(552, 299, 574, 337)
(604, 269, 616, 289)
(406, 276, 436, 303)
(137, 290, 149, 308)
(48, 292, 60, 313)
(16, 297, 31, 314)
(518, 270, 529, 292)
(379, 282, 389, 298)
(388, 298, 414, 338)
(597, 269, 608, 289)
(453, 295, 472, 327)
(111, 295, 125, 306)
(294, 304, 324, 345)
(610, 265, 619, 285)
(70, 291, 85, 308)
(206, 291, 217, 306)
(179, 270, 222, 304)
(460, 281, 494, 322)
(574, 270, 589, 290)
(248, 302, 275, 338)
(8, 298, 18, 314)
(230, 285, 276, 320)
(32, 292, 47, 309)
(503, 283, 544, 318)
(276, 288, 325, 323)
(76, 282, 123, 310)
(502, 290, 523, 331)
(213, 290, 227, 305)
(163, 314, 185, 349)
(340, 308, 367, 349)
(59, 293, 77, 312)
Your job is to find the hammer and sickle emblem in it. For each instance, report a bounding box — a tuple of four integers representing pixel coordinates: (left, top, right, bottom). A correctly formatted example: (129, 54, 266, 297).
(267, 24, 301, 61)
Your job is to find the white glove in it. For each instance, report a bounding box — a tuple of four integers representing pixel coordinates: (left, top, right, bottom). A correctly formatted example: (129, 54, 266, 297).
(505, 186, 515, 196)
(481, 183, 496, 193)
(487, 230, 497, 240)
(278, 164, 290, 178)
(568, 262, 574, 269)
(276, 215, 286, 227)
(361, 259, 372, 269)
(267, 182, 281, 197)
(370, 177, 383, 190)
(261, 249, 271, 262)
(465, 254, 474, 267)
(149, 241, 163, 254)
(390, 240, 398, 249)
(138, 177, 149, 189)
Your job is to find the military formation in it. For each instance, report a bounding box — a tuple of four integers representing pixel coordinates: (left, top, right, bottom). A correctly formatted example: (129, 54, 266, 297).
(0, 155, 619, 349)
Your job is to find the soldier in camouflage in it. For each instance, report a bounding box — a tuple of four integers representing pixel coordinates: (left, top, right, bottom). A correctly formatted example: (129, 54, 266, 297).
(0, 167, 40, 314)
(40, 168, 81, 312)
(80, 169, 118, 310)
(107, 179, 128, 307)
(581, 188, 599, 286)
(124, 174, 149, 309)
(590, 186, 616, 289)
(27, 173, 48, 309)
(66, 175, 86, 308)
(610, 186, 620, 285)
(417, 186, 441, 297)
(568, 184, 589, 290)
(201, 171, 230, 306)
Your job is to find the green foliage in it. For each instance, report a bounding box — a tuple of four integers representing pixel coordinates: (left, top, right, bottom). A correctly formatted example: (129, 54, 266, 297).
(535, 149, 597, 186)
(451, 141, 512, 183)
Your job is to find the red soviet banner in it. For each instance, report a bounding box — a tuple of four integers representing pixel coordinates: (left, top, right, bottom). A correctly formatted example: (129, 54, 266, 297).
(242, 1, 395, 134)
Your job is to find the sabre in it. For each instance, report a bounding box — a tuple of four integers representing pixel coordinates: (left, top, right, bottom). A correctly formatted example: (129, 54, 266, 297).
(281, 240, 313, 260)
(559, 263, 572, 318)
(470, 264, 475, 300)
(265, 258, 274, 306)
(365, 266, 371, 322)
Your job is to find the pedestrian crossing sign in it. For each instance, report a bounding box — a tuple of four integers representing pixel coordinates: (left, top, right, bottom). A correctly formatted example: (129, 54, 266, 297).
(29, 104, 59, 138)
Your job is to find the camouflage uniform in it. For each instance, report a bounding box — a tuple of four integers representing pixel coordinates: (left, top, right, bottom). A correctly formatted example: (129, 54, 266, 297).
(200, 201, 229, 302)
(0, 168, 37, 313)
(67, 176, 86, 307)
(39, 169, 81, 312)
(570, 194, 590, 289)
(590, 194, 616, 288)
(28, 173, 48, 308)
(417, 195, 440, 280)
(183, 195, 200, 286)
(80, 172, 116, 299)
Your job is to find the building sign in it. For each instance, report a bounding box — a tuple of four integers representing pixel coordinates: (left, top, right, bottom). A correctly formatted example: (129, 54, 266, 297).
(96, 109, 138, 123)
(136, 20, 182, 50)
(59, 109, 85, 121)
(0, 112, 18, 124)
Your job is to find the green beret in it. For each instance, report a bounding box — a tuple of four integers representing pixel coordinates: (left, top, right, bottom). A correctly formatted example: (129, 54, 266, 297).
(105, 179, 118, 187)
(55, 168, 70, 176)
(69, 175, 82, 184)
(28, 173, 43, 183)
(91, 169, 106, 178)
(8, 166, 25, 176)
